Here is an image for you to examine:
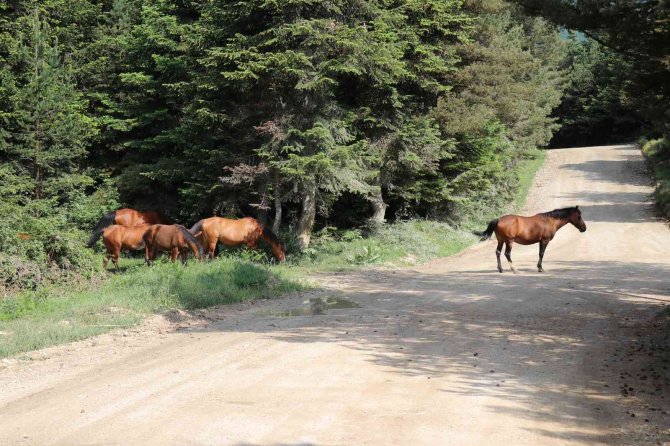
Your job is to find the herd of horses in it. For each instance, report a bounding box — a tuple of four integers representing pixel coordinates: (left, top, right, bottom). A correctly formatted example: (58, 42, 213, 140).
(86, 208, 286, 270)
(86, 206, 586, 272)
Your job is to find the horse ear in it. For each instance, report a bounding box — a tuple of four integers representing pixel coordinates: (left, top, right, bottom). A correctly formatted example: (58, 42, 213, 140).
(575, 205, 579, 209)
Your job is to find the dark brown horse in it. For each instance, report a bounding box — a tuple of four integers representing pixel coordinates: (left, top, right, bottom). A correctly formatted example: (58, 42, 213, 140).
(87, 208, 171, 248)
(479, 206, 586, 273)
(143, 224, 204, 265)
(101, 224, 151, 270)
(189, 217, 285, 262)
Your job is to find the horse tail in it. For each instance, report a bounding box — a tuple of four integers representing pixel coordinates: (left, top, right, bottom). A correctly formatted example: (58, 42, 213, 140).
(178, 225, 205, 259)
(189, 219, 204, 235)
(87, 211, 116, 248)
(476, 219, 499, 241)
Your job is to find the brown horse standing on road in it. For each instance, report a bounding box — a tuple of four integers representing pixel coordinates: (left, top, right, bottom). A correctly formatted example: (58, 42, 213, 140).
(101, 224, 151, 270)
(143, 224, 204, 265)
(479, 206, 587, 273)
(189, 217, 285, 262)
(87, 208, 171, 248)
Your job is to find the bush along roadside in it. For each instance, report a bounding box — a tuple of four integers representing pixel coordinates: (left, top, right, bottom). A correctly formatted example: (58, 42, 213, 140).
(641, 138, 670, 217)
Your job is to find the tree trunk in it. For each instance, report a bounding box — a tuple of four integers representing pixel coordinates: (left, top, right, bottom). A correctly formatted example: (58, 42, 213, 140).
(34, 119, 41, 199)
(296, 182, 316, 250)
(272, 171, 282, 233)
(256, 179, 269, 225)
(367, 188, 387, 224)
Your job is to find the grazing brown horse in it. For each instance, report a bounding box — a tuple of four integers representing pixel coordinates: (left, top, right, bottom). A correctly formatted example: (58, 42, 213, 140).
(479, 206, 587, 273)
(143, 224, 204, 265)
(101, 224, 151, 270)
(87, 208, 171, 248)
(189, 217, 285, 262)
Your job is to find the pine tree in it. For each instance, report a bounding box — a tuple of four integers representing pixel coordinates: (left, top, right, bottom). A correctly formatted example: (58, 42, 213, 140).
(191, 0, 387, 247)
(188, 0, 472, 246)
(433, 5, 568, 220)
(0, 10, 96, 207)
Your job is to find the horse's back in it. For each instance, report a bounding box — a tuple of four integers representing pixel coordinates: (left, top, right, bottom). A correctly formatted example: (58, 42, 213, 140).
(115, 208, 169, 226)
(114, 209, 140, 226)
(225, 217, 260, 242)
(102, 224, 144, 250)
(124, 224, 150, 246)
(496, 215, 521, 233)
(143, 224, 164, 242)
(153, 224, 188, 247)
(204, 216, 259, 245)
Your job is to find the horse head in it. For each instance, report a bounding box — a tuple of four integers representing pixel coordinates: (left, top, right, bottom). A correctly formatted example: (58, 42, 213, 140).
(272, 243, 286, 263)
(570, 206, 587, 232)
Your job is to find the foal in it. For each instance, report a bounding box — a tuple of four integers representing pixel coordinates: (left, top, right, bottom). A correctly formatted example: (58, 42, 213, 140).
(479, 206, 587, 273)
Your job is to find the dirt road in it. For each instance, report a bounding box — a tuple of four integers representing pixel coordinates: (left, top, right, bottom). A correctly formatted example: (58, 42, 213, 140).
(1, 145, 669, 445)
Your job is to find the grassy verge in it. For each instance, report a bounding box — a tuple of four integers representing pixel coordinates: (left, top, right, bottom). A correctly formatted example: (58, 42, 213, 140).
(513, 149, 547, 210)
(641, 138, 670, 217)
(0, 151, 547, 358)
(0, 258, 304, 357)
(291, 220, 479, 272)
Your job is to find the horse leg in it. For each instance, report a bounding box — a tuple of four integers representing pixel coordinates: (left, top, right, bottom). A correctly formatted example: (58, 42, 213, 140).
(496, 240, 504, 273)
(537, 241, 548, 273)
(103, 253, 110, 269)
(208, 241, 217, 259)
(180, 249, 188, 265)
(112, 246, 121, 271)
(145, 243, 152, 266)
(171, 247, 179, 263)
(505, 241, 517, 274)
(151, 243, 161, 265)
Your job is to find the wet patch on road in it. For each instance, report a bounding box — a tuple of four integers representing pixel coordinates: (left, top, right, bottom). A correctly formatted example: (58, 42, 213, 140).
(259, 296, 361, 317)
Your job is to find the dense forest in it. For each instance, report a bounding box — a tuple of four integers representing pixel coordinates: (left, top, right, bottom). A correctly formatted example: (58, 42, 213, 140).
(0, 0, 667, 290)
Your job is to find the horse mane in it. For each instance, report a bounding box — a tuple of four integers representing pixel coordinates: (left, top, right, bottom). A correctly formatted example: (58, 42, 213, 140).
(177, 225, 205, 257)
(540, 207, 578, 220)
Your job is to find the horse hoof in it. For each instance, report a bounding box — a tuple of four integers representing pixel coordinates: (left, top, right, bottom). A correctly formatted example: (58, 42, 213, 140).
(538, 268, 544, 273)
(512, 269, 519, 274)
(498, 268, 503, 273)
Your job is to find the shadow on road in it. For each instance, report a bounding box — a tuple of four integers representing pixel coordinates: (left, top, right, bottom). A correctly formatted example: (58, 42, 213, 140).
(195, 260, 670, 444)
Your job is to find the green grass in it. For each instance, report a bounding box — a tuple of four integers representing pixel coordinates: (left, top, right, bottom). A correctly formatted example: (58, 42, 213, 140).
(513, 149, 546, 210)
(0, 151, 547, 358)
(641, 138, 670, 217)
(290, 220, 478, 273)
(0, 258, 304, 357)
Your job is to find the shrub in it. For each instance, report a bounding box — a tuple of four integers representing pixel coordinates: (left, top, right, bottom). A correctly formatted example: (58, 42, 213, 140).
(641, 138, 670, 217)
